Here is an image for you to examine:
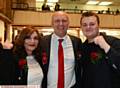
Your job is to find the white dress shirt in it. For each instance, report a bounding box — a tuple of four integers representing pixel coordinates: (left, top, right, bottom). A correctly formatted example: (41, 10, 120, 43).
(47, 33, 76, 88)
(26, 55, 43, 86)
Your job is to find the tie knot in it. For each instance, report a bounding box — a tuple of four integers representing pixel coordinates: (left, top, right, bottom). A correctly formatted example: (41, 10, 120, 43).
(58, 39, 64, 43)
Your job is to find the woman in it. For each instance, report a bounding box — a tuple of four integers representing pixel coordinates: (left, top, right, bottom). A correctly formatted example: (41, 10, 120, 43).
(12, 27, 43, 85)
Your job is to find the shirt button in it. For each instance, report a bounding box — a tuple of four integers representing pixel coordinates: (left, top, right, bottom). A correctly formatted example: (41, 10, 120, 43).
(105, 56, 109, 59)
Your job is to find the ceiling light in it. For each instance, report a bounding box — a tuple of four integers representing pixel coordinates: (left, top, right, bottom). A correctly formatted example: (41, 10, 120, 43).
(86, 1, 99, 5)
(47, 0, 59, 3)
(99, 1, 112, 5)
(46, 2, 54, 6)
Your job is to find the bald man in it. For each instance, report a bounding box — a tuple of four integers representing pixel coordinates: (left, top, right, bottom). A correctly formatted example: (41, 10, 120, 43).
(40, 11, 82, 88)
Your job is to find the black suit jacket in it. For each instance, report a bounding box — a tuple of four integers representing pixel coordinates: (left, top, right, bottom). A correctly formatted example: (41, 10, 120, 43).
(0, 49, 16, 85)
(40, 34, 82, 88)
(81, 33, 120, 88)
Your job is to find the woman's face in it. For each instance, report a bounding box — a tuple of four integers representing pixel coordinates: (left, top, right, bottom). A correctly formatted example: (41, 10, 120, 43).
(24, 31, 39, 54)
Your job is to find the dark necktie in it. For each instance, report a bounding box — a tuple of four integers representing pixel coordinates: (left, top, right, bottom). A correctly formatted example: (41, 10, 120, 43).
(58, 39, 64, 88)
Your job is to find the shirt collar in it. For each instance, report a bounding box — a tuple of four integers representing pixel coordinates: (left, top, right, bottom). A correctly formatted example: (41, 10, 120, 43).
(52, 33, 68, 41)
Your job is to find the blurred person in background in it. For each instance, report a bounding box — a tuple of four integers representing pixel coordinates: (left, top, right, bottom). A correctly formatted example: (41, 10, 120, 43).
(54, 2, 60, 11)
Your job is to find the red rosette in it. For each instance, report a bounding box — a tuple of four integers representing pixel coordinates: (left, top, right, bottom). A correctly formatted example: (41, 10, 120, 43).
(42, 52, 47, 65)
(90, 52, 98, 61)
(18, 58, 27, 70)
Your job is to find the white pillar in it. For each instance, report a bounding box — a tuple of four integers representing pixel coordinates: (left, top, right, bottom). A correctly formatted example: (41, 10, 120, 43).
(0, 20, 5, 43)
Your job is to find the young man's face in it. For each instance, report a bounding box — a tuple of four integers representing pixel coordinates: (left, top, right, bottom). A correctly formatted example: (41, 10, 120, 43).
(81, 16, 99, 40)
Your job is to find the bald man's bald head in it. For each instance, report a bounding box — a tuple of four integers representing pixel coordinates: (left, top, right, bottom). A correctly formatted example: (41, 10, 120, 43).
(52, 11, 69, 22)
(51, 11, 69, 37)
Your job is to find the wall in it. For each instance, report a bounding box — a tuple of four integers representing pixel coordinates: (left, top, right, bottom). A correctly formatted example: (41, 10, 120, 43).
(13, 10, 120, 28)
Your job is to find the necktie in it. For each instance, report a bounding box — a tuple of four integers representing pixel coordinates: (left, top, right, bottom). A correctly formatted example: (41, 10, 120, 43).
(58, 39, 64, 88)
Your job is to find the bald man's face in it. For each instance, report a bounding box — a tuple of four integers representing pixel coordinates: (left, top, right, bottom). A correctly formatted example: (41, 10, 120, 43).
(52, 12, 69, 37)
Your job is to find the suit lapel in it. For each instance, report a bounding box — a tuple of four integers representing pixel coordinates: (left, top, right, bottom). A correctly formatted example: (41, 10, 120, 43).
(69, 35, 77, 59)
(69, 35, 82, 88)
(42, 34, 52, 73)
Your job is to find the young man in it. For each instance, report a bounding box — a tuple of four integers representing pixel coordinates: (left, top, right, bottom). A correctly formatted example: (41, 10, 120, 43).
(80, 11, 120, 88)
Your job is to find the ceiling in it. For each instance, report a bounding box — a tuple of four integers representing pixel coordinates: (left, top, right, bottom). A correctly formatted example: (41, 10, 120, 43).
(58, 0, 120, 6)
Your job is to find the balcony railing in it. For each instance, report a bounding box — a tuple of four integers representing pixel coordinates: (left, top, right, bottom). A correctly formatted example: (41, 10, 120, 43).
(11, 3, 120, 15)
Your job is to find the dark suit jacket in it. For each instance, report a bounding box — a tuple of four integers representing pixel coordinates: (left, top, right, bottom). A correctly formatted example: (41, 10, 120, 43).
(0, 48, 27, 85)
(81, 33, 120, 88)
(0, 49, 16, 85)
(40, 34, 82, 88)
